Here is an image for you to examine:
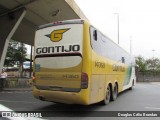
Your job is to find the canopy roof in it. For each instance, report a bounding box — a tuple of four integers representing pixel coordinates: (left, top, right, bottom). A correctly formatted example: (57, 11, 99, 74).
(0, 0, 87, 45)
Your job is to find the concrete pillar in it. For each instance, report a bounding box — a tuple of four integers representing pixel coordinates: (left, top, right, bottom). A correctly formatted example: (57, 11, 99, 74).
(29, 45, 33, 78)
(0, 8, 26, 73)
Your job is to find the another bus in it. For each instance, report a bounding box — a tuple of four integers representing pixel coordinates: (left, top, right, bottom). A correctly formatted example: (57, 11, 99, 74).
(32, 19, 136, 105)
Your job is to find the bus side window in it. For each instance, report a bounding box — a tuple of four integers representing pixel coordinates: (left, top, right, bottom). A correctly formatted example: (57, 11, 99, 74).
(93, 30, 97, 41)
(122, 57, 125, 63)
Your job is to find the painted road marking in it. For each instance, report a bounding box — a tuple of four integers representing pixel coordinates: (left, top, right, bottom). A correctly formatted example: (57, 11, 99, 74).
(0, 104, 27, 120)
(0, 104, 45, 120)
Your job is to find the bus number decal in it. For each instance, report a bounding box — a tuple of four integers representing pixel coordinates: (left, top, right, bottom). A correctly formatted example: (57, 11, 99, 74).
(63, 74, 79, 79)
(95, 61, 105, 68)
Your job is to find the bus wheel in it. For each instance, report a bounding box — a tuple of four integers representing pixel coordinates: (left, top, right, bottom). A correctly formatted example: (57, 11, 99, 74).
(111, 84, 118, 101)
(101, 85, 111, 105)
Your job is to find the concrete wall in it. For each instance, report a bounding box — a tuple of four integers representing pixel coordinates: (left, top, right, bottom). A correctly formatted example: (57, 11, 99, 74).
(136, 72, 160, 82)
(4, 77, 32, 88)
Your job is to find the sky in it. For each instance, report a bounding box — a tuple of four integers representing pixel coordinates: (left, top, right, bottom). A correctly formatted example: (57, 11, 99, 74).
(75, 0, 160, 59)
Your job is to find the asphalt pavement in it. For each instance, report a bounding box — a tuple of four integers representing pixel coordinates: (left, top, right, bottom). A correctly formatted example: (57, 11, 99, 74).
(0, 82, 160, 120)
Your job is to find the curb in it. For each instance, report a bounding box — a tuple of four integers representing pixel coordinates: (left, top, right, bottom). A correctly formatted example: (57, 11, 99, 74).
(3, 88, 32, 91)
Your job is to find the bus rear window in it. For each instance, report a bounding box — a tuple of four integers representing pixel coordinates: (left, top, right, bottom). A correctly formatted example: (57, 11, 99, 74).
(35, 56, 82, 69)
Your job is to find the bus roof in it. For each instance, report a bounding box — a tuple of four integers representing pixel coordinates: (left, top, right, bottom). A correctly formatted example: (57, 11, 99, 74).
(38, 19, 84, 30)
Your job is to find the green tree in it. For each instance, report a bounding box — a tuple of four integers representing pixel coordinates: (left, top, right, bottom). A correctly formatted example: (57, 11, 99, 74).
(4, 40, 19, 67)
(4, 40, 27, 77)
(136, 56, 147, 72)
(14, 42, 27, 77)
(146, 58, 160, 73)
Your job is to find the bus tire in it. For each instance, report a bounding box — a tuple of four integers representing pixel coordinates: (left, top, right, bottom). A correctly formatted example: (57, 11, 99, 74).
(111, 83, 118, 101)
(101, 85, 111, 105)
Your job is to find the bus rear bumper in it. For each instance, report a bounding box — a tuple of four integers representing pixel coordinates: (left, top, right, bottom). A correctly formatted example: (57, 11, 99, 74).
(32, 86, 89, 105)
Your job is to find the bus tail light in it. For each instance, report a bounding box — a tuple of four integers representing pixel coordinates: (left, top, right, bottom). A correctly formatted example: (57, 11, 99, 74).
(81, 73, 88, 89)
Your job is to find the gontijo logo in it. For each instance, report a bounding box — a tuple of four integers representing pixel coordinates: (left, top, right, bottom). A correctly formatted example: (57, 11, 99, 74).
(36, 28, 80, 55)
(45, 28, 70, 42)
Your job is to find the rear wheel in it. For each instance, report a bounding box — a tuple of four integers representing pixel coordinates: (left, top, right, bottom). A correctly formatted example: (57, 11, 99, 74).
(101, 85, 111, 105)
(111, 84, 118, 101)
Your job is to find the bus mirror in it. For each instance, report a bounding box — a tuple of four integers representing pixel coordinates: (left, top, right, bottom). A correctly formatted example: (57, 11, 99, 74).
(93, 30, 97, 41)
(121, 57, 125, 63)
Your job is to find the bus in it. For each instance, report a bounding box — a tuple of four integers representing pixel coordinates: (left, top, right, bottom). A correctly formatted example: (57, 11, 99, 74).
(32, 19, 136, 105)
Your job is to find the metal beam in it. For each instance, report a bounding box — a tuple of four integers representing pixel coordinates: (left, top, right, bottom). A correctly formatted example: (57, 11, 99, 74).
(0, 0, 38, 17)
(0, 8, 26, 73)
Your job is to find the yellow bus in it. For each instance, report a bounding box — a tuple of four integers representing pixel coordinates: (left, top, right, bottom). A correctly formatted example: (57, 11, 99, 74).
(32, 19, 136, 105)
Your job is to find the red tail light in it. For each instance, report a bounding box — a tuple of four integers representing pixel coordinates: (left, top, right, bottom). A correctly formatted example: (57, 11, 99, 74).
(81, 73, 88, 89)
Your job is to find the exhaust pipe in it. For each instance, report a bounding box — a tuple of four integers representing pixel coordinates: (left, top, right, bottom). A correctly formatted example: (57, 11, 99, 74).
(39, 96, 45, 101)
